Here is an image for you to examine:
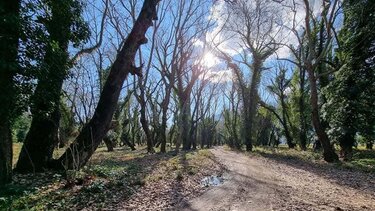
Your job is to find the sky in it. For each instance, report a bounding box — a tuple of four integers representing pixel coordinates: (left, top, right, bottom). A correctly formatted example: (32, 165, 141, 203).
(65, 0, 343, 122)
(199, 0, 343, 105)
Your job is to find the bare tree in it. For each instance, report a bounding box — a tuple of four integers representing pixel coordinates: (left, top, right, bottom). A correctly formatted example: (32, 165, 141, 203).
(223, 81, 242, 149)
(215, 0, 282, 151)
(133, 0, 165, 153)
(276, 0, 341, 162)
(153, 0, 213, 152)
(56, 0, 160, 170)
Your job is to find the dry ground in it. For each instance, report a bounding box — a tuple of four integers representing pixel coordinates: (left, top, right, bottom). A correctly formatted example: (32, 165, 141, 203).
(3, 146, 374, 210)
(181, 147, 375, 211)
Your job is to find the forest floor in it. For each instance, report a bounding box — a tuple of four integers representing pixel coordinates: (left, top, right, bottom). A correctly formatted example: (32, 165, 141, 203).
(2, 145, 374, 210)
(180, 147, 375, 211)
(1, 146, 224, 210)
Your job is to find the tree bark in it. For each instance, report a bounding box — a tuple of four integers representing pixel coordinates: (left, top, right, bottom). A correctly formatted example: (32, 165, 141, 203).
(55, 0, 160, 170)
(307, 68, 338, 162)
(299, 68, 308, 151)
(0, 0, 20, 185)
(366, 142, 373, 150)
(16, 0, 73, 172)
(0, 125, 13, 186)
(160, 91, 170, 153)
(16, 107, 61, 172)
(159, 66, 172, 153)
(245, 59, 262, 151)
(179, 97, 191, 151)
(103, 137, 115, 152)
(280, 93, 295, 149)
(339, 132, 355, 161)
(122, 137, 136, 151)
(139, 95, 154, 153)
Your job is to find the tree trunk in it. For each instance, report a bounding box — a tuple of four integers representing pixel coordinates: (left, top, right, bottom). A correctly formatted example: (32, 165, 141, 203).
(179, 97, 191, 151)
(191, 129, 197, 150)
(244, 114, 253, 151)
(160, 79, 172, 153)
(0, 0, 20, 185)
(189, 120, 197, 150)
(160, 115, 167, 153)
(307, 68, 338, 162)
(0, 124, 13, 186)
(200, 126, 205, 149)
(139, 97, 154, 153)
(16, 48, 66, 173)
(169, 123, 176, 148)
(366, 142, 373, 150)
(55, 0, 160, 170)
(281, 96, 295, 149)
(282, 122, 295, 148)
(339, 132, 355, 161)
(103, 137, 115, 152)
(298, 69, 308, 151)
(16, 107, 61, 172)
(16, 0, 71, 172)
(245, 63, 262, 151)
(121, 133, 136, 151)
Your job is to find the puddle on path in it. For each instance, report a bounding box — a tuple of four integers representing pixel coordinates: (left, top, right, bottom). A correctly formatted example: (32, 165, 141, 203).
(201, 175, 224, 187)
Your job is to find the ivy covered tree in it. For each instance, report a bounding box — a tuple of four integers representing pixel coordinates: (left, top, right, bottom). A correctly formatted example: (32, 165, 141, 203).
(288, 69, 312, 151)
(324, 0, 375, 160)
(0, 0, 21, 186)
(16, 0, 90, 172)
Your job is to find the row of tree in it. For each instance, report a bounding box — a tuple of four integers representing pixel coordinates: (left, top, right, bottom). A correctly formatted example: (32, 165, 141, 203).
(217, 0, 374, 162)
(1, 0, 374, 187)
(0, 0, 160, 185)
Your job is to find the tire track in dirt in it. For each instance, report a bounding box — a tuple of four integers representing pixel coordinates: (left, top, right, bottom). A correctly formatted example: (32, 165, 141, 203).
(181, 147, 375, 211)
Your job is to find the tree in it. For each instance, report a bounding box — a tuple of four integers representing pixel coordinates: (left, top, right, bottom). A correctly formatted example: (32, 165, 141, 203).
(301, 0, 340, 162)
(153, 0, 212, 152)
(223, 82, 242, 149)
(0, 0, 20, 185)
(324, 0, 375, 160)
(16, 0, 91, 172)
(218, 0, 281, 151)
(133, 0, 163, 153)
(264, 65, 295, 148)
(56, 0, 160, 170)
(277, 0, 340, 161)
(288, 69, 311, 150)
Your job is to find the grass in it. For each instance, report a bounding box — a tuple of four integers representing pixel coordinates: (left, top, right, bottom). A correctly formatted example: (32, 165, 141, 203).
(12, 142, 67, 168)
(12, 143, 22, 168)
(338, 149, 375, 172)
(250, 145, 375, 173)
(2, 146, 218, 210)
(253, 145, 323, 161)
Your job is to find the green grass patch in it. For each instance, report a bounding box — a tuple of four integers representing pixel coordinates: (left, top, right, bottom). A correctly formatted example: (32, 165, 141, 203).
(253, 145, 322, 161)
(338, 150, 375, 173)
(248, 145, 375, 173)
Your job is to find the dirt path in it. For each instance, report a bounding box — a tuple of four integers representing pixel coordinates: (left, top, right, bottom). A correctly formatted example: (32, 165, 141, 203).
(181, 147, 375, 211)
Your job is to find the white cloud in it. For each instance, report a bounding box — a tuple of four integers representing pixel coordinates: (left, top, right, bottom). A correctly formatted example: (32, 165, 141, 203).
(205, 1, 240, 57)
(201, 52, 220, 68)
(206, 0, 328, 60)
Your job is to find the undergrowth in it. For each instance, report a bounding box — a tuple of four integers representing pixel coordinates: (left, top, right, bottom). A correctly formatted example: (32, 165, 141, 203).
(1, 147, 216, 210)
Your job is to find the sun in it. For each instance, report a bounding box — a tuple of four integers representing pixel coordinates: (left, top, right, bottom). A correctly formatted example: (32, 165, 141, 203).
(201, 52, 218, 68)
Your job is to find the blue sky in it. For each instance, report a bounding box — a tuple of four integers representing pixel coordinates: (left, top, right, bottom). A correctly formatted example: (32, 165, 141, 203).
(65, 0, 344, 124)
